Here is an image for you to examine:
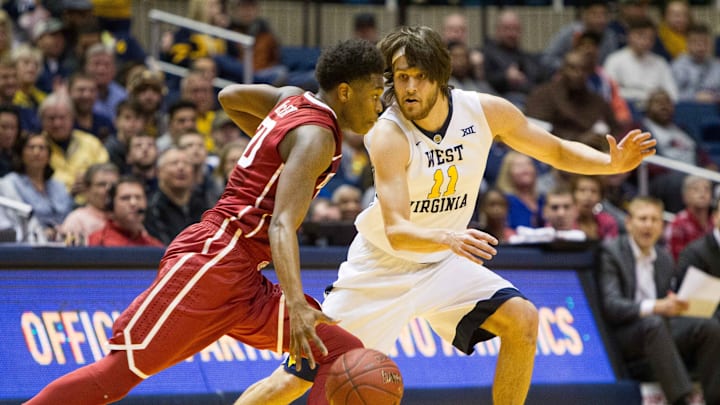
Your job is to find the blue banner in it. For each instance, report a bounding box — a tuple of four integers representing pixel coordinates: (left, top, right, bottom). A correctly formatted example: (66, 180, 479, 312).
(0, 267, 614, 400)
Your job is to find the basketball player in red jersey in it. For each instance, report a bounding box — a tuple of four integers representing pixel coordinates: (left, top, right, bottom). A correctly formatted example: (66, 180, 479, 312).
(25, 39, 385, 405)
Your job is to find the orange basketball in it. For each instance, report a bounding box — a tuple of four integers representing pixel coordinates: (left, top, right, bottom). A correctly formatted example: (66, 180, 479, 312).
(325, 348, 404, 405)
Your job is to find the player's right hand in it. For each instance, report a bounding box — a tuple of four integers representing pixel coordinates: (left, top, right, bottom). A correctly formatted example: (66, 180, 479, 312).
(448, 228, 498, 265)
(287, 303, 338, 371)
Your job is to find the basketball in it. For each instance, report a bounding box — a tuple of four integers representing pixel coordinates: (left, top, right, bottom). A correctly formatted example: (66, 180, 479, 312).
(325, 348, 404, 405)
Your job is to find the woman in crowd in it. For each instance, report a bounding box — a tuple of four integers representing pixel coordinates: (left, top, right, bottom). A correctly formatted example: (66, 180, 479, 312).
(570, 174, 619, 241)
(471, 187, 516, 243)
(495, 150, 544, 229)
(0, 132, 72, 241)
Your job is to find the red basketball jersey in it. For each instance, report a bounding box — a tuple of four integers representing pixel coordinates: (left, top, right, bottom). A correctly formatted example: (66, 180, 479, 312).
(206, 92, 343, 255)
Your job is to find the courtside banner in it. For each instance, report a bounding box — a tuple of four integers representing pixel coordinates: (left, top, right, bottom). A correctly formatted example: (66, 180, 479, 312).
(1, 265, 614, 400)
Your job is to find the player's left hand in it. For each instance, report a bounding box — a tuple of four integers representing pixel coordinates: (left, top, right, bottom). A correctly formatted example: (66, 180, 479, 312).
(606, 130, 656, 173)
(286, 303, 338, 371)
(448, 228, 498, 265)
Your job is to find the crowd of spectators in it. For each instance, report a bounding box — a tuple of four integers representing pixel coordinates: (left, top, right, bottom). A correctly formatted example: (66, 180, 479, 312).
(0, 0, 716, 250)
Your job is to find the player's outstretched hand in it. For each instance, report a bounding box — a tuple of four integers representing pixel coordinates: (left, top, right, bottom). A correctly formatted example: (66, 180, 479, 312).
(448, 228, 498, 265)
(607, 129, 656, 173)
(287, 303, 338, 371)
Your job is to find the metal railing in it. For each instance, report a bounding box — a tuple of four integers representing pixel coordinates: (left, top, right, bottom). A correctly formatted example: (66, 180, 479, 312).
(637, 155, 720, 221)
(637, 155, 720, 195)
(147, 9, 255, 84)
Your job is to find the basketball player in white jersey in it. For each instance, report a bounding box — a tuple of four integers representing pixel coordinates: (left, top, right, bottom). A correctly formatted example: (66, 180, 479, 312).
(237, 26, 656, 405)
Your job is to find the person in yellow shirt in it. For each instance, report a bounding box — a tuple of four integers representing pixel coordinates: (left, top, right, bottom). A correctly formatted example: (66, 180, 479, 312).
(11, 45, 46, 112)
(656, 0, 692, 60)
(39, 92, 109, 204)
(180, 71, 217, 151)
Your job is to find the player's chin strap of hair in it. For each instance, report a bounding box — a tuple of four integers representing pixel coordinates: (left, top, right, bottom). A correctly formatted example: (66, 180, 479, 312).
(392, 46, 405, 65)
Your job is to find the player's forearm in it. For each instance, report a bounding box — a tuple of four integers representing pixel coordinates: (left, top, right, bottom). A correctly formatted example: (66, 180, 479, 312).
(550, 140, 615, 175)
(269, 222, 307, 306)
(385, 221, 454, 253)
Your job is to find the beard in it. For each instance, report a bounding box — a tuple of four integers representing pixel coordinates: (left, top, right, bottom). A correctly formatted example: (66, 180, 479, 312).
(397, 88, 440, 121)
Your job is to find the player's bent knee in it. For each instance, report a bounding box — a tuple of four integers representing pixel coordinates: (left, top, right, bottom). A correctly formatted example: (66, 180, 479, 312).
(496, 298, 538, 342)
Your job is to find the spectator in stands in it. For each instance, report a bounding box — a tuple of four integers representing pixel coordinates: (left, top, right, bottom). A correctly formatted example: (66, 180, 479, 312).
(542, 1, 618, 74)
(598, 196, 720, 405)
(180, 71, 217, 149)
(164, 0, 228, 68)
(0, 132, 73, 241)
(84, 43, 127, 120)
(642, 90, 704, 165)
(225, 0, 287, 85)
(677, 195, 720, 317)
(671, 23, 720, 103)
(144, 147, 208, 244)
(495, 151, 544, 229)
(88, 0, 146, 69)
(447, 41, 494, 94)
(88, 175, 163, 247)
(441, 12, 483, 80)
(331, 184, 362, 222)
(59, 162, 118, 243)
(40, 92, 109, 200)
(91, 0, 132, 34)
(61, 18, 102, 75)
(125, 133, 158, 195)
(442, 12, 468, 45)
(526, 50, 619, 142)
(210, 110, 246, 160)
(0, 58, 18, 108)
(603, 170, 637, 233)
(192, 56, 219, 83)
(655, 0, 692, 61)
(542, 186, 581, 233)
(306, 197, 340, 223)
(156, 100, 198, 153)
(0, 105, 21, 177)
(571, 174, 619, 241)
(353, 12, 378, 44)
(603, 17, 678, 110)
(69, 72, 115, 141)
(11, 45, 46, 113)
(482, 9, 546, 109)
(211, 139, 248, 193)
(666, 175, 713, 262)
(105, 99, 145, 173)
(0, 9, 13, 60)
(607, 0, 651, 50)
(125, 68, 166, 138)
(4, 0, 48, 44)
(641, 89, 716, 213)
(573, 31, 633, 128)
(317, 129, 370, 200)
(470, 187, 515, 244)
(177, 131, 222, 206)
(33, 18, 68, 94)
(0, 58, 39, 133)
(60, 0, 96, 51)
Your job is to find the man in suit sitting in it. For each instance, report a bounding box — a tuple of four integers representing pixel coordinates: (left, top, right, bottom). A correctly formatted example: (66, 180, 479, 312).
(678, 194, 720, 320)
(598, 196, 720, 405)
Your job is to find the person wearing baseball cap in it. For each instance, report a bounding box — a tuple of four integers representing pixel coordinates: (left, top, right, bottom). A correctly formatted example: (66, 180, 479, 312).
(33, 18, 69, 94)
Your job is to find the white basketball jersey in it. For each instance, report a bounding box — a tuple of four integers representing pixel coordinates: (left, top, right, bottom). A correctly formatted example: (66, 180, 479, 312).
(356, 89, 494, 263)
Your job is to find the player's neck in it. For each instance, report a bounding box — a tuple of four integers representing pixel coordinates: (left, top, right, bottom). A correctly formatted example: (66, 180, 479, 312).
(412, 92, 449, 133)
